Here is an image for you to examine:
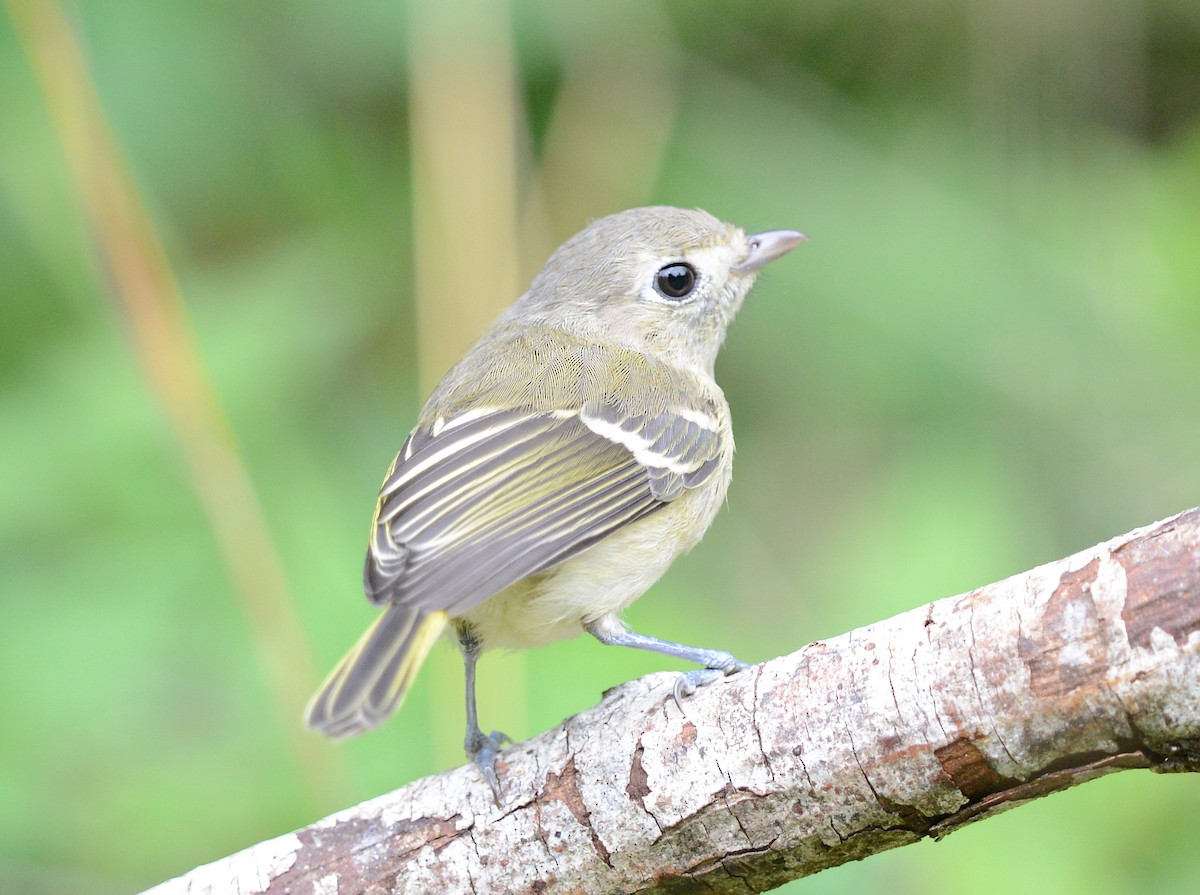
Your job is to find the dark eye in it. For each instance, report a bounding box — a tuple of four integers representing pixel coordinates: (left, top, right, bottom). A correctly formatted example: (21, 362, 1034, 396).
(654, 263, 698, 300)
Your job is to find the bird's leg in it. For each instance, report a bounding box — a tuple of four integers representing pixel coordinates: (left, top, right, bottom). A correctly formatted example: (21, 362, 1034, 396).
(584, 616, 749, 711)
(457, 624, 511, 801)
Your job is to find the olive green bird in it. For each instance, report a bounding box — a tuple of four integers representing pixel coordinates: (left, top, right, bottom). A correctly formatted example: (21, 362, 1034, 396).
(306, 206, 804, 796)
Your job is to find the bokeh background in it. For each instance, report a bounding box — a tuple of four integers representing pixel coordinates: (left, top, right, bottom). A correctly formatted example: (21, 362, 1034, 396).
(2, 0, 1199, 892)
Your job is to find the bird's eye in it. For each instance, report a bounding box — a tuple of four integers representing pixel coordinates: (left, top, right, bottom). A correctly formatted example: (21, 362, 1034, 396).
(654, 263, 698, 301)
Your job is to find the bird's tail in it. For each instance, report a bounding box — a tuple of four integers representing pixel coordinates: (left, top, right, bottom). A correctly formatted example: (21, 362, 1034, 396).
(305, 605, 448, 739)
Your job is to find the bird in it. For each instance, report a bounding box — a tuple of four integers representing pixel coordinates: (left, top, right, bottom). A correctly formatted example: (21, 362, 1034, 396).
(305, 206, 804, 797)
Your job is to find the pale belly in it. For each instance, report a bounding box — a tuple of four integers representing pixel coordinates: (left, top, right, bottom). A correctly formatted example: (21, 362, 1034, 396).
(458, 465, 730, 650)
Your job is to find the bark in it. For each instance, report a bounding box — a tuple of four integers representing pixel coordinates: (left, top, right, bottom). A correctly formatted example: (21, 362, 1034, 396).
(144, 508, 1200, 895)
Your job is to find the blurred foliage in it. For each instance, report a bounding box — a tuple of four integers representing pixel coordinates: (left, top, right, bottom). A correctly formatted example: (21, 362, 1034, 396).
(1, 1, 1198, 893)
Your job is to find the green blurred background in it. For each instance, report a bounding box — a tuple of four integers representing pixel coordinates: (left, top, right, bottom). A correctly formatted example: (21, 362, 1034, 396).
(2, 0, 1199, 892)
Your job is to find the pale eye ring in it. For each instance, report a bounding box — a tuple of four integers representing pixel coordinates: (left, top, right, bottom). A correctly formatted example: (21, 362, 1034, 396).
(654, 262, 698, 300)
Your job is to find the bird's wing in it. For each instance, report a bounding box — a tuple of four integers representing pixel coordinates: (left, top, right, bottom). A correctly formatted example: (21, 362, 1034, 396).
(363, 401, 725, 615)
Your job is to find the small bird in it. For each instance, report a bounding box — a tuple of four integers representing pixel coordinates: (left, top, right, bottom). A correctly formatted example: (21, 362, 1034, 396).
(306, 206, 804, 796)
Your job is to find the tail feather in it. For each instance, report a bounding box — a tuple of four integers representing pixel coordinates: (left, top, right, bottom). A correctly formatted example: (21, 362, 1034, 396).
(306, 605, 448, 739)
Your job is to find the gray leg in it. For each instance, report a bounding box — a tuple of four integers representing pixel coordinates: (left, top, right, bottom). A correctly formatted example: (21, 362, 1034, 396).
(584, 616, 749, 709)
(457, 624, 510, 801)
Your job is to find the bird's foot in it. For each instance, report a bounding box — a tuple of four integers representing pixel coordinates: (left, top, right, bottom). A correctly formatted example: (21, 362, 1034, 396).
(466, 729, 513, 802)
(672, 655, 750, 712)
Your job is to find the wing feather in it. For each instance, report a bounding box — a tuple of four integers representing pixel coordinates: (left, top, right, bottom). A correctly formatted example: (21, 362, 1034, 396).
(364, 402, 724, 616)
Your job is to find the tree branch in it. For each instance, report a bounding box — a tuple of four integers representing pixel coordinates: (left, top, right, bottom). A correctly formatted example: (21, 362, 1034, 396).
(144, 508, 1200, 895)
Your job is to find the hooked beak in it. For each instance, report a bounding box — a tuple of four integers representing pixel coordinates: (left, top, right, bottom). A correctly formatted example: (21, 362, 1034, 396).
(735, 229, 807, 274)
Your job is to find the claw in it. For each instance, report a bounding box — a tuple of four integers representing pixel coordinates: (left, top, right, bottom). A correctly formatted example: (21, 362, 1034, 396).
(671, 659, 750, 712)
(467, 730, 512, 803)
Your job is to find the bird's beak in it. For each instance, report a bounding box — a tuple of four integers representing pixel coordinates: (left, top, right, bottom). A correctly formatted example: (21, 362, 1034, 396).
(735, 229, 807, 274)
